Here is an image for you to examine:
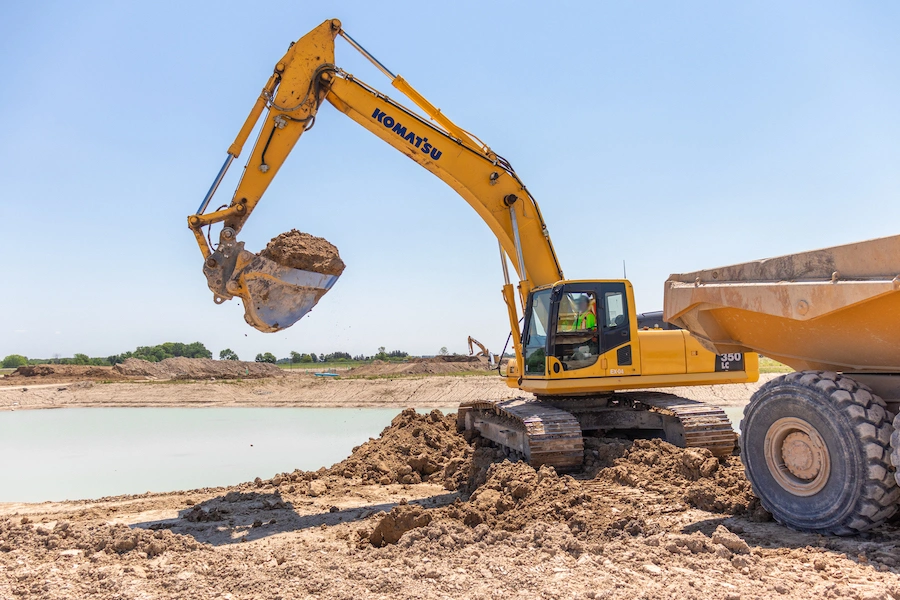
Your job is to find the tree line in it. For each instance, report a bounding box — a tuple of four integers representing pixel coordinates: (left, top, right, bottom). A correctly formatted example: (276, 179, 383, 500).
(3, 344, 421, 369)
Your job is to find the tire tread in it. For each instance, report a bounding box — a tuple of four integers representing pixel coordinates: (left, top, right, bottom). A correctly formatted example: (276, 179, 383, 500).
(742, 371, 899, 535)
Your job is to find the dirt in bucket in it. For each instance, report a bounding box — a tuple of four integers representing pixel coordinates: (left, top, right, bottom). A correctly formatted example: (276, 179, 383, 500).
(259, 230, 345, 276)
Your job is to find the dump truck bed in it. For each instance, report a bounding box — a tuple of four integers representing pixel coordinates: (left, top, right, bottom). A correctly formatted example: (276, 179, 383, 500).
(664, 234, 900, 375)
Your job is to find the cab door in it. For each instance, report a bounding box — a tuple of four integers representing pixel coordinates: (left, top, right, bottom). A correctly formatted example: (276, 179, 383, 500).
(547, 285, 602, 377)
(597, 282, 634, 375)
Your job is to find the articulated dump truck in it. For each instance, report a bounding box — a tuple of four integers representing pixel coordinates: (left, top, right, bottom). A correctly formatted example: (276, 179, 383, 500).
(665, 233, 900, 534)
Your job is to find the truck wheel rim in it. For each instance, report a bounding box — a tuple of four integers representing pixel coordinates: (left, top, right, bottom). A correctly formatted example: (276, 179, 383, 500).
(763, 417, 831, 497)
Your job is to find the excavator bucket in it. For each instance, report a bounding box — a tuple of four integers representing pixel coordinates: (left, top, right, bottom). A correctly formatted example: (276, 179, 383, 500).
(202, 229, 343, 333)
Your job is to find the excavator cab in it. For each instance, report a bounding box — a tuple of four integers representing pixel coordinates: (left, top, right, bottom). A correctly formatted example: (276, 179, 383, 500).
(522, 282, 631, 378)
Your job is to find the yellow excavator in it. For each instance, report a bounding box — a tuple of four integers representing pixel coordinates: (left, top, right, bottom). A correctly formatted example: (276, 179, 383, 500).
(467, 336, 498, 367)
(185, 19, 900, 535)
(188, 19, 754, 470)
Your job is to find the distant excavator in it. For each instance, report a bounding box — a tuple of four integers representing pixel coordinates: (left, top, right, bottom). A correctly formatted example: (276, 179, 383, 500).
(466, 336, 499, 368)
(188, 19, 900, 535)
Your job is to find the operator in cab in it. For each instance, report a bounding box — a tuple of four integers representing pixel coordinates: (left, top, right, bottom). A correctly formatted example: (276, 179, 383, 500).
(572, 295, 597, 331)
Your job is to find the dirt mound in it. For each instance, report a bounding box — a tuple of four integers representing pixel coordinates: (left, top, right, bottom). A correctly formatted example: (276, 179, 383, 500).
(5, 364, 129, 383)
(599, 438, 769, 518)
(259, 229, 345, 276)
(325, 408, 473, 490)
(113, 357, 284, 380)
(349, 356, 493, 377)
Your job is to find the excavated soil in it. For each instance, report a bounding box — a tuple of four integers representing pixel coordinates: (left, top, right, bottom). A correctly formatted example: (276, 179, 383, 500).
(113, 358, 284, 380)
(259, 229, 345, 276)
(349, 355, 495, 377)
(4, 408, 900, 598)
(324, 408, 474, 491)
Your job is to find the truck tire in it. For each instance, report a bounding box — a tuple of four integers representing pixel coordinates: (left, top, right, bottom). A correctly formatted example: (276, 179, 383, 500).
(890, 414, 900, 486)
(741, 371, 898, 535)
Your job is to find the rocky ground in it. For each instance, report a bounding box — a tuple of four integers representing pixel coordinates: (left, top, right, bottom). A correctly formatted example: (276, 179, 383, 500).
(2, 408, 899, 599)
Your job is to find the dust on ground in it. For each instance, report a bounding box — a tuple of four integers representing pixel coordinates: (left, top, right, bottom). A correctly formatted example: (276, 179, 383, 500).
(3, 408, 899, 599)
(259, 229, 345, 276)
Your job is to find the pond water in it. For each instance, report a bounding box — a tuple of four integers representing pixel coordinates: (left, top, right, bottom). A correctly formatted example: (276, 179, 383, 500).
(0, 405, 745, 504)
(0, 407, 454, 503)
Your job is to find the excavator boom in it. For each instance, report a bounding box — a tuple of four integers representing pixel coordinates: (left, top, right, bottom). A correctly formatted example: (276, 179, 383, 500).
(188, 19, 563, 341)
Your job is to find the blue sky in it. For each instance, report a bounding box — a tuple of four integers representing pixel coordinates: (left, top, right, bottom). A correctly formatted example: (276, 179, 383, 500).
(1, 1, 898, 361)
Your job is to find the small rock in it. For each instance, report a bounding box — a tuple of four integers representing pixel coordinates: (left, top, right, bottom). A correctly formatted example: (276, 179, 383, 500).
(642, 564, 662, 575)
(130, 565, 147, 579)
(308, 481, 327, 497)
(732, 555, 752, 569)
(147, 541, 166, 557)
(112, 537, 136, 553)
(700, 457, 719, 477)
(712, 525, 750, 555)
(715, 545, 732, 559)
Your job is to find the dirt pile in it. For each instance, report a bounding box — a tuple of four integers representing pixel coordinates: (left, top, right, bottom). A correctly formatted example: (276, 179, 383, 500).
(598, 438, 769, 518)
(259, 229, 345, 276)
(326, 408, 473, 490)
(349, 355, 494, 377)
(5, 364, 129, 383)
(113, 357, 284, 380)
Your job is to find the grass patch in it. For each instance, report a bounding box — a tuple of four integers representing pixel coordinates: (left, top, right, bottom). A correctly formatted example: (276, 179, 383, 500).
(759, 357, 793, 374)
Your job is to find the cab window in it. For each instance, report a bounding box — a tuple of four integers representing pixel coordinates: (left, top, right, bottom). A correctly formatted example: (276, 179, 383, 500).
(553, 291, 599, 371)
(604, 291, 626, 327)
(523, 290, 551, 375)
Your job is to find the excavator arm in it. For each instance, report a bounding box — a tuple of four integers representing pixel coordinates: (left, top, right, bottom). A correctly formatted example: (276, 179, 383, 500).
(188, 19, 565, 367)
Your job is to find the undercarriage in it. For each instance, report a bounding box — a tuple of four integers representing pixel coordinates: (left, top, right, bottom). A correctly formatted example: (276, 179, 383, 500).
(458, 393, 736, 471)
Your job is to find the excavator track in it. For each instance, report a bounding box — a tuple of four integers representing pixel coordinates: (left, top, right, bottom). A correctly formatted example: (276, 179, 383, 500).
(457, 398, 584, 471)
(637, 393, 737, 457)
(459, 392, 736, 471)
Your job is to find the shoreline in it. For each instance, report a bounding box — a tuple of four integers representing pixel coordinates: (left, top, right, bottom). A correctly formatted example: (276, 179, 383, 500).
(0, 373, 778, 412)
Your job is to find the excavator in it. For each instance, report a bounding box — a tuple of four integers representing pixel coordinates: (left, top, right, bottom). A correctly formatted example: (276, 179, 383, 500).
(186, 19, 900, 535)
(467, 336, 498, 367)
(188, 18, 753, 470)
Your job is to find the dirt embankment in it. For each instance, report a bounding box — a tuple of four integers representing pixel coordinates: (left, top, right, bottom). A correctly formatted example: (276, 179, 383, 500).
(3, 408, 900, 599)
(113, 358, 284, 380)
(1, 364, 131, 385)
(0, 358, 285, 388)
